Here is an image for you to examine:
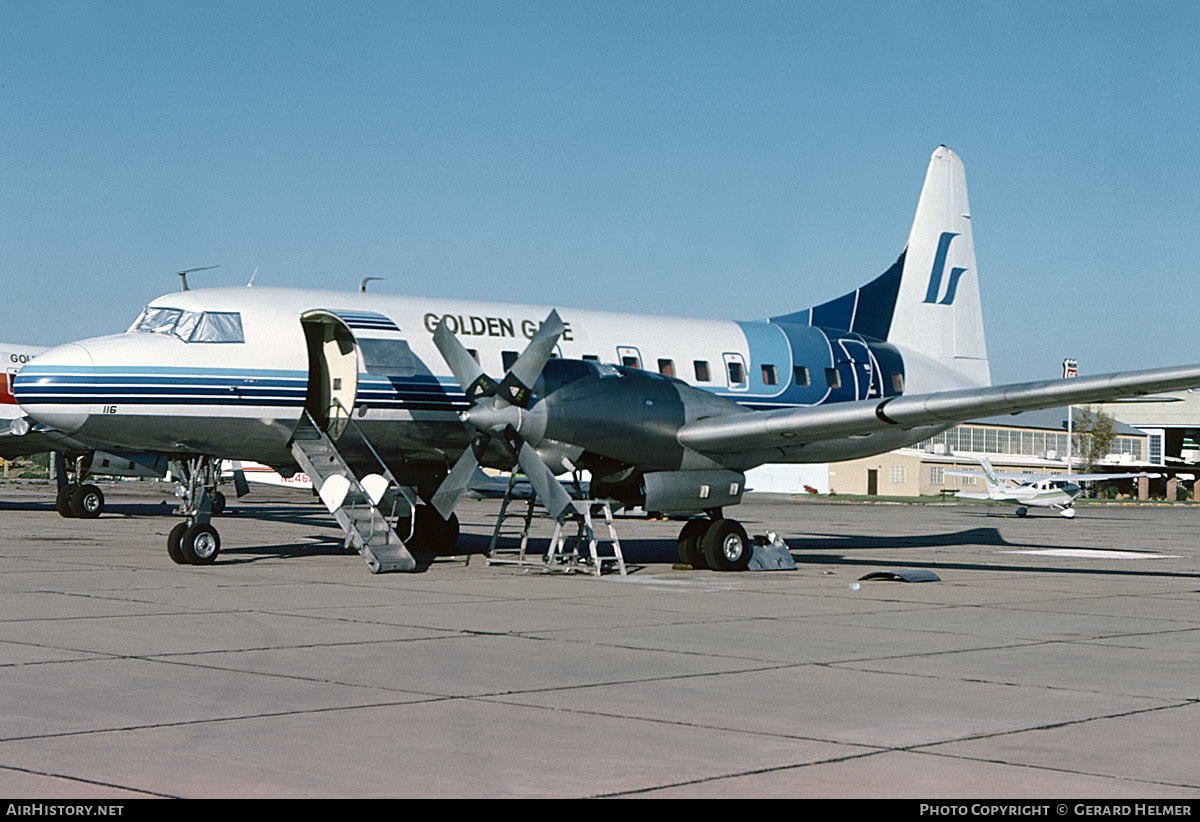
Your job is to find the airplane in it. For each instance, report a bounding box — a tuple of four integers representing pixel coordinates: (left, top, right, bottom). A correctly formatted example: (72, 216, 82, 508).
(2, 342, 167, 516)
(948, 457, 1157, 518)
(14, 146, 1200, 572)
(223, 460, 312, 490)
(5, 342, 289, 516)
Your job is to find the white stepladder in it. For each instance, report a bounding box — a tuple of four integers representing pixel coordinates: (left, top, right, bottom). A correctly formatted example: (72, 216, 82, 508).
(485, 474, 626, 576)
(544, 499, 626, 577)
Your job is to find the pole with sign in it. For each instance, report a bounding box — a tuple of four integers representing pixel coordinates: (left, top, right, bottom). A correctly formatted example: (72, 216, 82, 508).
(1064, 359, 1078, 474)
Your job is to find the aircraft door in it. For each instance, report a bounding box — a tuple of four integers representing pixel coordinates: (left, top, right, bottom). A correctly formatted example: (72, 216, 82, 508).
(837, 339, 881, 399)
(302, 314, 359, 440)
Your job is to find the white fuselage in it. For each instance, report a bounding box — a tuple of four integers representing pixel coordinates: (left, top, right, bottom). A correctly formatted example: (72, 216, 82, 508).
(14, 286, 953, 474)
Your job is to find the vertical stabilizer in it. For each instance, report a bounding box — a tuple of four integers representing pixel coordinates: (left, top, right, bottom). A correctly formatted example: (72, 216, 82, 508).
(978, 457, 1003, 496)
(887, 146, 991, 391)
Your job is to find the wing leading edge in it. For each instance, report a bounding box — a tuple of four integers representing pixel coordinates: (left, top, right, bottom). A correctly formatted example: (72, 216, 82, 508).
(677, 364, 1200, 459)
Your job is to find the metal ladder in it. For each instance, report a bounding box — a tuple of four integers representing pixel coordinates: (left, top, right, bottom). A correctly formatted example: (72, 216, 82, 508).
(545, 500, 626, 576)
(289, 409, 417, 573)
(486, 474, 545, 569)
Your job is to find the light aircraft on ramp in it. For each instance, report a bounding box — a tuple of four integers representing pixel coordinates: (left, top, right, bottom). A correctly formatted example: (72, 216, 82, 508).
(15, 146, 1200, 572)
(948, 457, 1158, 518)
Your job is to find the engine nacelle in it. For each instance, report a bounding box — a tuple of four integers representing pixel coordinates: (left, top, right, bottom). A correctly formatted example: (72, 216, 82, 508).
(528, 362, 748, 473)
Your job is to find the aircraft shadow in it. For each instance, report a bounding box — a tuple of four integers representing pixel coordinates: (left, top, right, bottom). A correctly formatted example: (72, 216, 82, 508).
(793, 527, 1200, 580)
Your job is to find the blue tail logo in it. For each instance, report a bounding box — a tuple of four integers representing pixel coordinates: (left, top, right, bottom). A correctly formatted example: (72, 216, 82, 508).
(923, 232, 967, 305)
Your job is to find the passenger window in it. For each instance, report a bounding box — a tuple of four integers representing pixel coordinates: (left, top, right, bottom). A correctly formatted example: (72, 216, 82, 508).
(621, 356, 640, 368)
(825, 367, 841, 389)
(793, 366, 810, 387)
(467, 349, 479, 364)
(891, 373, 904, 392)
(727, 361, 745, 385)
(582, 354, 600, 362)
(761, 364, 778, 386)
(694, 361, 710, 382)
(501, 351, 519, 371)
(658, 359, 676, 377)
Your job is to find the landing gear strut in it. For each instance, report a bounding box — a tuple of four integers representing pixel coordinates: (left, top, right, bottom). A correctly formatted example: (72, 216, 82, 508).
(167, 456, 224, 565)
(676, 509, 752, 572)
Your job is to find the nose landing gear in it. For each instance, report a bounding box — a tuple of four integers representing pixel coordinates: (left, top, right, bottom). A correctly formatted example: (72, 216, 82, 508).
(166, 456, 225, 565)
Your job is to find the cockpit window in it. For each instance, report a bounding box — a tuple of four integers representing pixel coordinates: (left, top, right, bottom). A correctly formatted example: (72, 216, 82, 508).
(130, 307, 184, 335)
(129, 307, 244, 343)
(188, 312, 244, 343)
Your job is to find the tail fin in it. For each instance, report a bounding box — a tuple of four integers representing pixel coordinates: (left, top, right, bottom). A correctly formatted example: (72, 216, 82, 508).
(774, 146, 990, 393)
(978, 457, 1003, 495)
(886, 146, 990, 391)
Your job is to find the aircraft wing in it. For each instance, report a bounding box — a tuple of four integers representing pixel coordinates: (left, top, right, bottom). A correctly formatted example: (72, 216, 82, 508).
(1062, 471, 1161, 482)
(677, 364, 1200, 459)
(945, 469, 1158, 483)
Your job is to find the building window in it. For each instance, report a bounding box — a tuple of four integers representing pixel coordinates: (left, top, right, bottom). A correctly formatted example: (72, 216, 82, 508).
(890, 465, 906, 484)
(930, 466, 944, 484)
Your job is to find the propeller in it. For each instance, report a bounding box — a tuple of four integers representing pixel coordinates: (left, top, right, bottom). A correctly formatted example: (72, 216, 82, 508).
(430, 311, 574, 521)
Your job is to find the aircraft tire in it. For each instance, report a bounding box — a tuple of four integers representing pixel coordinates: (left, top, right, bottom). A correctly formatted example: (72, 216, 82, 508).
(211, 491, 227, 515)
(396, 508, 458, 553)
(701, 518, 751, 572)
(439, 512, 460, 553)
(181, 523, 220, 565)
(1016, 507, 1028, 518)
(167, 522, 189, 565)
(676, 519, 710, 568)
(69, 484, 104, 519)
(56, 484, 77, 518)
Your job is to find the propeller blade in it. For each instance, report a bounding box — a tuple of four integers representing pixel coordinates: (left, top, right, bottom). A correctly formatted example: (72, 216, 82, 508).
(515, 439, 574, 521)
(432, 320, 498, 402)
(496, 310, 564, 408)
(429, 446, 481, 521)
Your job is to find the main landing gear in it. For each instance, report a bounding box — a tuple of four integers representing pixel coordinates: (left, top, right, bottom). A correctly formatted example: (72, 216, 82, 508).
(395, 506, 460, 554)
(166, 456, 224, 565)
(676, 510, 752, 572)
(54, 453, 105, 519)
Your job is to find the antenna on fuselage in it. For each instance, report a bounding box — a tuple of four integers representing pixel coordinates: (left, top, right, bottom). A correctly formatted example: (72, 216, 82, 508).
(247, 267, 259, 287)
(359, 277, 382, 292)
(176, 265, 219, 292)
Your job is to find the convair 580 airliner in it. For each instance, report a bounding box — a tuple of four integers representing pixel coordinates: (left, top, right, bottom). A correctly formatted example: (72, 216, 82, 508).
(16, 147, 1200, 572)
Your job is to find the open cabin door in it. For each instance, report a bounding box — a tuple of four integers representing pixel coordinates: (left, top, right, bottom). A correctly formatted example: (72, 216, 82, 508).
(301, 308, 419, 440)
(302, 312, 360, 440)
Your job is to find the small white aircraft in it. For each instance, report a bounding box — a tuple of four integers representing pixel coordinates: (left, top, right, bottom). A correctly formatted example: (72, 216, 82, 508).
(15, 146, 1200, 571)
(948, 457, 1157, 518)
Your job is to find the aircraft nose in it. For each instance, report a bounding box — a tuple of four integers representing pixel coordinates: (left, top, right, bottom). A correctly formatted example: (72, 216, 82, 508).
(13, 342, 95, 434)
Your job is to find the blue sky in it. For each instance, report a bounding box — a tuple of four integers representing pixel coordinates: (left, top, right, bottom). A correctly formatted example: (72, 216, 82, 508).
(2, 1, 1196, 384)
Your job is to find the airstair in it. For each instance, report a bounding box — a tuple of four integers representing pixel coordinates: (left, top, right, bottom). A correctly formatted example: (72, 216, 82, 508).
(289, 409, 417, 573)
